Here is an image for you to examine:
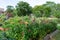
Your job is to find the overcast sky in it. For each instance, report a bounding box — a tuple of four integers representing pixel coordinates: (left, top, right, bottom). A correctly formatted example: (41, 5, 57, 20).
(0, 0, 60, 10)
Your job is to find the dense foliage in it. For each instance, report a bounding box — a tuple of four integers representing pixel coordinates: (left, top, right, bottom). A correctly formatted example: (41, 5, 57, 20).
(16, 1, 32, 16)
(0, 1, 60, 40)
(6, 6, 14, 13)
(0, 16, 58, 40)
(32, 1, 60, 18)
(32, 5, 51, 17)
(5, 1, 60, 18)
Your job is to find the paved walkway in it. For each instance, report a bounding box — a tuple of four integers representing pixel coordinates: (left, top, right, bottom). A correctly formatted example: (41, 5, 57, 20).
(44, 30, 60, 40)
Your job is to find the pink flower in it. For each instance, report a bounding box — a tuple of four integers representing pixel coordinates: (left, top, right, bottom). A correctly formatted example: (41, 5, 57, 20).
(0, 27, 4, 31)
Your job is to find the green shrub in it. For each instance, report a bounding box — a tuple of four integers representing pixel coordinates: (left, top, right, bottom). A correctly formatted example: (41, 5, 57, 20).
(57, 24, 60, 30)
(0, 16, 57, 40)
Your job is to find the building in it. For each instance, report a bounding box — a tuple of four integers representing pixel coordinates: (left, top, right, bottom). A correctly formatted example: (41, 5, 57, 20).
(0, 8, 4, 14)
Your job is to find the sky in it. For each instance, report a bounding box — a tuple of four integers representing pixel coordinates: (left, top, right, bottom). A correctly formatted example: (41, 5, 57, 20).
(0, 0, 60, 10)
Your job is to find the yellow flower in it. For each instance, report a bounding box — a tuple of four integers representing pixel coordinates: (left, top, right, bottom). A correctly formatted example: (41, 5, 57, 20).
(25, 21, 28, 25)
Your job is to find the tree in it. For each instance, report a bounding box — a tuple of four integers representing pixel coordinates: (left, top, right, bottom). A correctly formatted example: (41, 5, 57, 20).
(43, 6, 51, 17)
(13, 9, 17, 16)
(16, 1, 32, 16)
(32, 5, 44, 17)
(45, 1, 60, 18)
(6, 5, 14, 18)
(53, 4, 60, 18)
(32, 5, 51, 17)
(6, 5, 14, 13)
(43, 1, 56, 17)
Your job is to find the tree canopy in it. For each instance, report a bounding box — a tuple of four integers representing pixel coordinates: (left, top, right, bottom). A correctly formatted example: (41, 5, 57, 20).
(6, 5, 14, 13)
(16, 1, 32, 16)
(5, 1, 60, 18)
